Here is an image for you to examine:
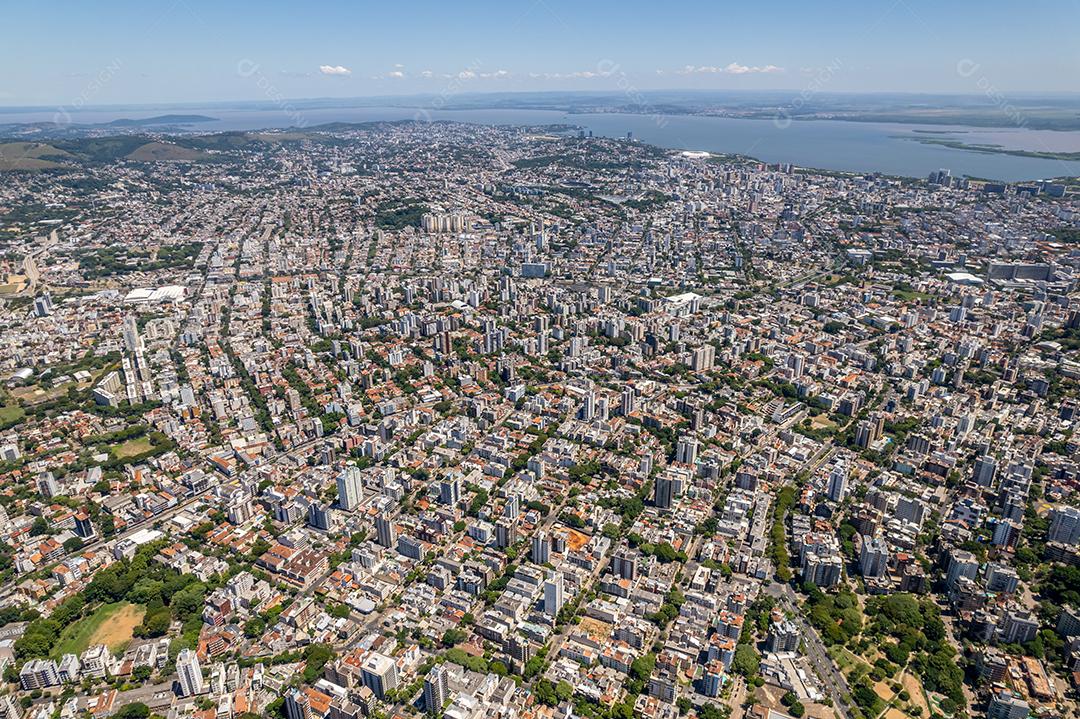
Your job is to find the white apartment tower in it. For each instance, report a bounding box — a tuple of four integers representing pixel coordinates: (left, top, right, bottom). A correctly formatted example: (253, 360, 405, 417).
(177, 648, 204, 697)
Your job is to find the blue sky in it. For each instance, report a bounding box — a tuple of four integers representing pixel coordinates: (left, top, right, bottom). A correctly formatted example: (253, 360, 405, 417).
(1, 0, 1076, 106)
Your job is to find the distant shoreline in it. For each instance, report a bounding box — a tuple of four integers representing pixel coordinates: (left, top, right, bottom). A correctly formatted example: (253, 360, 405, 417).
(3, 89, 1080, 132)
(894, 135, 1080, 161)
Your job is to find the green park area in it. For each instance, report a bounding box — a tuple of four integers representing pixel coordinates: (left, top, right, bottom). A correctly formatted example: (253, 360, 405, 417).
(54, 601, 146, 657)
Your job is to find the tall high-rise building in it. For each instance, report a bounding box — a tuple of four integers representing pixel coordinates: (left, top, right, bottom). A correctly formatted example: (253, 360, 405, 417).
(987, 691, 1029, 719)
(531, 533, 550, 564)
(854, 415, 885, 449)
(654, 470, 680, 509)
(308, 502, 334, 532)
(423, 664, 449, 712)
(337, 466, 363, 511)
(972, 455, 997, 487)
(122, 315, 144, 353)
(0, 695, 21, 719)
(691, 345, 715, 371)
(494, 521, 518, 549)
(580, 391, 595, 421)
(33, 294, 53, 318)
(675, 437, 699, 466)
(765, 620, 801, 653)
(1049, 505, 1080, 545)
(177, 648, 204, 697)
(787, 353, 804, 379)
(854, 421, 873, 449)
(826, 465, 848, 503)
(621, 385, 637, 416)
(543, 571, 565, 616)
(284, 688, 313, 719)
(376, 513, 397, 549)
(946, 549, 981, 589)
(360, 653, 399, 699)
(610, 550, 638, 580)
(503, 493, 519, 520)
(896, 496, 926, 526)
(439, 477, 461, 506)
(859, 535, 889, 578)
(19, 659, 60, 690)
(507, 635, 533, 670)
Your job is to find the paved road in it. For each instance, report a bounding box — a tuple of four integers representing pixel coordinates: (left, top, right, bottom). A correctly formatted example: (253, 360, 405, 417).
(757, 441, 849, 719)
(765, 582, 853, 719)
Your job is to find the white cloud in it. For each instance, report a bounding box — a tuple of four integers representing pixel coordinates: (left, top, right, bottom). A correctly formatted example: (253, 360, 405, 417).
(386, 71, 405, 78)
(527, 68, 615, 80)
(675, 63, 784, 75)
(319, 65, 352, 76)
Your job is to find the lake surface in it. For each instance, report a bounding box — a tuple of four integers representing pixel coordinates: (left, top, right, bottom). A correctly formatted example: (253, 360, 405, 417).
(1, 104, 1076, 181)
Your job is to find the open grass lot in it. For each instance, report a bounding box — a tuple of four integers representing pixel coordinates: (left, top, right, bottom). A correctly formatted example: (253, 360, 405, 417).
(0, 403, 24, 423)
(54, 602, 145, 657)
(893, 289, 934, 302)
(112, 436, 154, 458)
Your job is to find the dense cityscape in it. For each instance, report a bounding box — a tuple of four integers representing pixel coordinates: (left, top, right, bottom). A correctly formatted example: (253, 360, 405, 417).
(0, 117, 1078, 719)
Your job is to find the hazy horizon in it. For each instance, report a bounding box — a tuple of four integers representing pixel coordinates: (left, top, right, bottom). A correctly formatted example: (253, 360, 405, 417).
(1, 87, 1079, 115)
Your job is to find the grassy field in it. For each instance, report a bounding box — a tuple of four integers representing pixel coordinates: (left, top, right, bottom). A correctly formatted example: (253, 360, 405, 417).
(0, 403, 23, 421)
(112, 436, 154, 458)
(0, 403, 24, 428)
(893, 289, 934, 302)
(54, 602, 145, 657)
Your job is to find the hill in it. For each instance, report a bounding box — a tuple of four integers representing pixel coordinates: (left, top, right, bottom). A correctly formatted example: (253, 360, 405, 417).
(106, 114, 216, 126)
(125, 141, 211, 162)
(0, 142, 72, 171)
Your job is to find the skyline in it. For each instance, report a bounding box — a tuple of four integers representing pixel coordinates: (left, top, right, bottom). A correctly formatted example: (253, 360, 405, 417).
(2, 0, 1077, 107)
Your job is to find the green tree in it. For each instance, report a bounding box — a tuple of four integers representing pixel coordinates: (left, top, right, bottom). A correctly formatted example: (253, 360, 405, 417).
(733, 644, 760, 678)
(244, 617, 266, 638)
